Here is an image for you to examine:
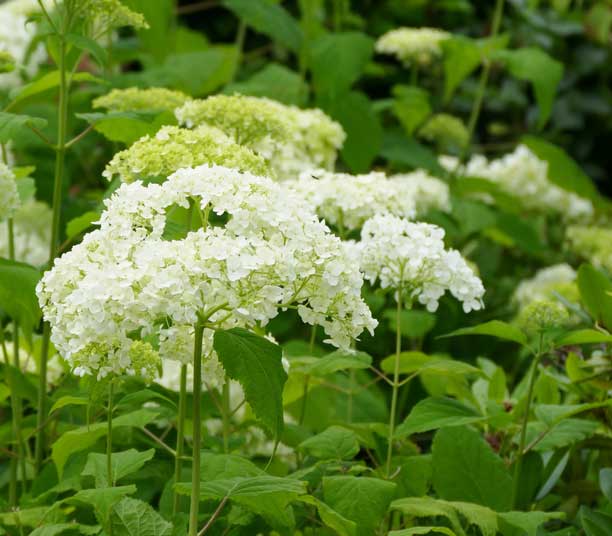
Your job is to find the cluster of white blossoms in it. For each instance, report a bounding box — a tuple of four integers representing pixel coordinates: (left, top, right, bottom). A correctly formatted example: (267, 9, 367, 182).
(37, 165, 376, 380)
(0, 0, 48, 90)
(93, 87, 190, 113)
(390, 170, 451, 215)
(0, 162, 20, 221)
(375, 27, 450, 66)
(175, 95, 346, 179)
(356, 214, 485, 313)
(441, 146, 593, 221)
(513, 263, 578, 310)
(0, 200, 52, 265)
(566, 225, 612, 273)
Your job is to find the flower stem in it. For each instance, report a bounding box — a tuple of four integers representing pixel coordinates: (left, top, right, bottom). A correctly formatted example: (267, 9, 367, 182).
(222, 379, 230, 453)
(189, 324, 205, 536)
(386, 291, 403, 478)
(107, 380, 114, 487)
(35, 28, 70, 474)
(173, 364, 188, 515)
(298, 326, 317, 426)
(511, 333, 544, 510)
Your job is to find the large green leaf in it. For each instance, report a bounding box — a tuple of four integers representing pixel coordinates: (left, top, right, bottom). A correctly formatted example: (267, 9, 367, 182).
(384, 308, 436, 338)
(600, 468, 612, 502)
(299, 495, 357, 536)
(494, 47, 563, 128)
(380, 353, 480, 378)
(76, 111, 176, 145)
(83, 449, 155, 487)
(380, 131, 444, 175)
(392, 85, 431, 136)
(67, 486, 137, 527)
(223, 0, 303, 52)
(577, 264, 612, 329)
(441, 320, 528, 346)
(323, 476, 396, 536)
(29, 524, 101, 536)
(554, 329, 612, 346)
(305, 349, 371, 376)
(432, 426, 513, 511)
(0, 112, 48, 143)
(299, 426, 360, 460)
(395, 397, 486, 438)
(110, 497, 173, 536)
(498, 511, 565, 536)
(525, 419, 598, 451)
(122, 0, 174, 63)
(580, 507, 612, 536)
(0, 258, 41, 336)
(214, 328, 287, 436)
(310, 32, 373, 96)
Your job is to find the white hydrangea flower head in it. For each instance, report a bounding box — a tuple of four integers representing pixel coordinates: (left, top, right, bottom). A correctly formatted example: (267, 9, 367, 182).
(358, 214, 485, 313)
(0, 162, 20, 221)
(440, 146, 593, 221)
(286, 169, 417, 233)
(156, 353, 226, 393)
(514, 263, 578, 310)
(566, 225, 612, 273)
(175, 95, 345, 179)
(0, 200, 51, 265)
(0, 0, 48, 90)
(375, 27, 450, 66)
(389, 170, 451, 214)
(37, 164, 376, 379)
(103, 125, 270, 182)
(93, 87, 190, 113)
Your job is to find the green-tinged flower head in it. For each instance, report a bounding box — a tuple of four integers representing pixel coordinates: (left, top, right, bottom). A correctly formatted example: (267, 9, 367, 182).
(80, 0, 149, 31)
(127, 340, 161, 383)
(375, 27, 450, 66)
(566, 225, 612, 273)
(516, 300, 570, 334)
(175, 95, 346, 179)
(103, 125, 270, 182)
(419, 113, 469, 153)
(0, 162, 20, 222)
(0, 200, 52, 265)
(0, 51, 15, 73)
(93, 87, 190, 113)
(514, 264, 579, 310)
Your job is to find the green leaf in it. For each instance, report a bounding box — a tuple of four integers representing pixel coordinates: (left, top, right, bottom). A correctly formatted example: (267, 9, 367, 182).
(380, 131, 444, 175)
(390, 498, 462, 533)
(110, 497, 173, 536)
(83, 449, 155, 487)
(555, 329, 612, 347)
(298, 495, 357, 536)
(392, 85, 431, 136)
(300, 426, 360, 460)
(0, 112, 48, 143)
(600, 468, 612, 501)
(9, 71, 104, 107)
(395, 397, 486, 438)
(577, 264, 612, 329)
(321, 90, 382, 172)
(526, 419, 598, 451)
(432, 426, 513, 511)
(214, 328, 287, 436)
(65, 211, 99, 241)
(52, 409, 158, 478)
(580, 507, 612, 536)
(224, 63, 307, 106)
(67, 486, 137, 527)
(380, 352, 481, 378)
(492, 211, 545, 256)
(65, 33, 108, 67)
(384, 308, 436, 338)
(390, 527, 456, 536)
(498, 511, 565, 536)
(223, 0, 303, 52)
(49, 395, 89, 415)
(30, 524, 101, 536)
(494, 47, 563, 128)
(322, 476, 396, 535)
(305, 350, 372, 376)
(0, 258, 41, 337)
(441, 320, 528, 346)
(76, 111, 176, 145)
(310, 32, 373, 96)
(122, 0, 174, 63)
(522, 136, 602, 204)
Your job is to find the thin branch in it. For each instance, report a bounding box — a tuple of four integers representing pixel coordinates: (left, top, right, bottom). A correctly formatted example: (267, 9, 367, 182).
(198, 494, 231, 535)
(177, 1, 218, 15)
(140, 427, 176, 456)
(65, 124, 94, 149)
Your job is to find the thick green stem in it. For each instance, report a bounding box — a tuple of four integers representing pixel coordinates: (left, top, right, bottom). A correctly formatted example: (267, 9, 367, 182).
(188, 324, 205, 536)
(386, 292, 403, 478)
(298, 326, 317, 426)
(173, 364, 188, 515)
(460, 0, 505, 163)
(36, 31, 69, 474)
(107, 380, 114, 487)
(222, 379, 230, 453)
(511, 334, 544, 509)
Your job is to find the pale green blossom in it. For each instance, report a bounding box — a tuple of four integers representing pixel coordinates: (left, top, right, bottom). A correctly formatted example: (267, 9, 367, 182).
(0, 162, 20, 222)
(93, 87, 190, 113)
(419, 113, 469, 152)
(376, 27, 450, 66)
(516, 300, 570, 334)
(566, 225, 612, 273)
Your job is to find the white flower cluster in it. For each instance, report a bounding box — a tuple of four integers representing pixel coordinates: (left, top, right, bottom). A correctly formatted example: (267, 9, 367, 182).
(0, 0, 47, 90)
(156, 355, 225, 393)
(375, 27, 450, 66)
(0, 162, 20, 222)
(566, 225, 612, 273)
(513, 263, 578, 310)
(37, 165, 376, 380)
(0, 200, 51, 265)
(442, 146, 593, 221)
(390, 170, 451, 215)
(357, 214, 485, 313)
(175, 95, 346, 179)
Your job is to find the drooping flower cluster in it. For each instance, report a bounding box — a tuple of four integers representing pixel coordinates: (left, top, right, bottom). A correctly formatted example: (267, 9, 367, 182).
(357, 214, 485, 313)
(175, 95, 346, 179)
(390, 170, 451, 215)
(0, 200, 51, 265)
(37, 165, 376, 380)
(93, 87, 190, 113)
(441, 146, 593, 221)
(375, 27, 450, 66)
(103, 125, 270, 182)
(0, 162, 20, 221)
(0, 0, 48, 90)
(513, 263, 578, 310)
(286, 170, 417, 233)
(566, 225, 612, 273)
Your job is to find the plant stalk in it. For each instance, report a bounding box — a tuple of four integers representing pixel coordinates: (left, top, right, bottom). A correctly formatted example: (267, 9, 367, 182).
(386, 291, 403, 477)
(189, 324, 205, 536)
(107, 380, 114, 487)
(222, 379, 230, 453)
(173, 364, 188, 515)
